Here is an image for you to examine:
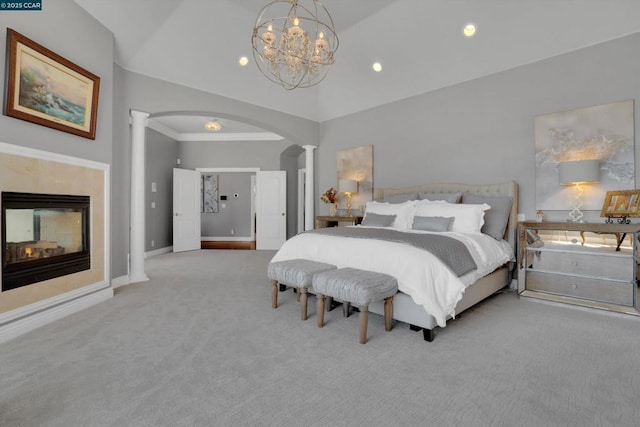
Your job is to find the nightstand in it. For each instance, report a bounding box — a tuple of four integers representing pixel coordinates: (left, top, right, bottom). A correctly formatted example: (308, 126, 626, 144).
(315, 215, 363, 229)
(518, 221, 640, 316)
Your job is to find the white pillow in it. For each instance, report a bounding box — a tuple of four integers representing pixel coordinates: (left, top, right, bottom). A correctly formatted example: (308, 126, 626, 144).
(413, 200, 490, 233)
(364, 200, 417, 229)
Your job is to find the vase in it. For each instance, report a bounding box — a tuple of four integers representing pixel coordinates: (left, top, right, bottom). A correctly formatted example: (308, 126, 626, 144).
(329, 203, 338, 216)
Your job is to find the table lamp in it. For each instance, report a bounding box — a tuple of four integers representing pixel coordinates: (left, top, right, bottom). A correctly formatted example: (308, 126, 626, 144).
(559, 159, 600, 222)
(338, 179, 358, 217)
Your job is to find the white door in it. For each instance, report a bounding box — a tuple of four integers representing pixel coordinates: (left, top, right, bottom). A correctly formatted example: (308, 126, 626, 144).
(256, 170, 287, 250)
(173, 168, 201, 252)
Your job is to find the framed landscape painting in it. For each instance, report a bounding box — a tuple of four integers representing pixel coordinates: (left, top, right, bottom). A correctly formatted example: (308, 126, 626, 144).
(4, 28, 100, 139)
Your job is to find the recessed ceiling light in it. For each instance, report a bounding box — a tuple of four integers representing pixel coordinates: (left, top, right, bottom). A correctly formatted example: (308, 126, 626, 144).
(205, 121, 222, 132)
(463, 23, 477, 38)
(238, 56, 249, 66)
(372, 62, 382, 72)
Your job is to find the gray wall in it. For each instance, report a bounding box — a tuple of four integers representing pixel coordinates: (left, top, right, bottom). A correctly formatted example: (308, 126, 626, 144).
(0, 1, 115, 272)
(0, 2, 113, 163)
(178, 140, 292, 170)
(318, 33, 640, 222)
(145, 129, 179, 251)
(201, 172, 253, 238)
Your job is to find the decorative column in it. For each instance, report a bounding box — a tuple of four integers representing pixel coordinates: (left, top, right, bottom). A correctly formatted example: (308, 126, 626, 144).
(302, 145, 317, 230)
(129, 110, 149, 283)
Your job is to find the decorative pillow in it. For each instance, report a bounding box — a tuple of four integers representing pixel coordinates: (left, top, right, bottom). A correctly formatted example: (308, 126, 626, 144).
(384, 192, 420, 203)
(361, 213, 396, 227)
(411, 216, 454, 232)
(414, 200, 489, 233)
(418, 192, 462, 203)
(462, 193, 513, 240)
(364, 200, 417, 229)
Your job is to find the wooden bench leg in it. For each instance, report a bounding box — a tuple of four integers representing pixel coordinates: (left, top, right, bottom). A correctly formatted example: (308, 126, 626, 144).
(271, 280, 278, 309)
(359, 305, 368, 344)
(343, 301, 351, 318)
(300, 288, 309, 321)
(327, 296, 334, 311)
(384, 296, 393, 331)
(316, 294, 325, 328)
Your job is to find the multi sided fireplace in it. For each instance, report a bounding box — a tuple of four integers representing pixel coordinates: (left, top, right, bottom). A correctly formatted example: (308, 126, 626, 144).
(2, 192, 90, 292)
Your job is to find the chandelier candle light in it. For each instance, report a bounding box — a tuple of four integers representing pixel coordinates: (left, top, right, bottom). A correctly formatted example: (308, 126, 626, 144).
(559, 159, 600, 222)
(252, 0, 339, 90)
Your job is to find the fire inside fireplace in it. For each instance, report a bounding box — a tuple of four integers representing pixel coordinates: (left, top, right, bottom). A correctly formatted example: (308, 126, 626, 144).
(2, 192, 90, 292)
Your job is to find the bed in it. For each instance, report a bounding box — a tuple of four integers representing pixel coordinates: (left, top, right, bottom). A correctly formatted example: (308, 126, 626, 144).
(271, 181, 519, 341)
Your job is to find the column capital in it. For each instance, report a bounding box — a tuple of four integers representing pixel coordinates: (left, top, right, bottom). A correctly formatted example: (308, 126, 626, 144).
(302, 145, 317, 151)
(130, 110, 150, 119)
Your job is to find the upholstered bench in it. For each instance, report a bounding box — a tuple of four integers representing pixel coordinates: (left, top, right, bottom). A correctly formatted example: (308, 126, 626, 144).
(313, 268, 398, 344)
(267, 259, 336, 321)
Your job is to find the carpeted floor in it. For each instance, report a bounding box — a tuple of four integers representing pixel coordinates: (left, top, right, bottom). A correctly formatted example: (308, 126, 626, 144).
(1, 249, 639, 426)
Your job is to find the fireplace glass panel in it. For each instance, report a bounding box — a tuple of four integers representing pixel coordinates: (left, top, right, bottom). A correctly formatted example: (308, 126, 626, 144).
(5, 208, 85, 265)
(2, 192, 91, 292)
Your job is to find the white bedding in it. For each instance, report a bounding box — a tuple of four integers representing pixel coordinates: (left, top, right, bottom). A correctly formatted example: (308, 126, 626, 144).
(270, 226, 513, 327)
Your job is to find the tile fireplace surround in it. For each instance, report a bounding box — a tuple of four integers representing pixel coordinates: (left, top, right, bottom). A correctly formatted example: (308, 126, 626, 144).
(0, 142, 111, 343)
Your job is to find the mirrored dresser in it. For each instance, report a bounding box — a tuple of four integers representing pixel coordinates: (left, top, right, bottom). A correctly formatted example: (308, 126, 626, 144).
(518, 221, 640, 316)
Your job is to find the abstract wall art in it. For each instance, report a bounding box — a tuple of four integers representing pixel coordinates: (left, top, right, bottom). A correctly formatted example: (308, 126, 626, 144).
(337, 145, 374, 213)
(535, 100, 635, 211)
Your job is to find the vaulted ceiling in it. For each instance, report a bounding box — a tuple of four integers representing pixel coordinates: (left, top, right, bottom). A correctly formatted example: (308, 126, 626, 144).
(76, 0, 640, 125)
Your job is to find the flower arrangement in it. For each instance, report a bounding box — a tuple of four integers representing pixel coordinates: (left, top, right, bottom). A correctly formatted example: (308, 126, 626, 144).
(320, 187, 339, 204)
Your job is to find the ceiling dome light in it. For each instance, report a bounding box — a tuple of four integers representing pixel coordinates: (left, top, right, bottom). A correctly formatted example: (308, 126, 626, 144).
(205, 121, 222, 132)
(372, 62, 382, 72)
(463, 23, 477, 37)
(239, 56, 249, 66)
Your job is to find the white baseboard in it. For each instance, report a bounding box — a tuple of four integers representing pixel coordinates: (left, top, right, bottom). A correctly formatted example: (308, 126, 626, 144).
(0, 284, 113, 344)
(145, 246, 173, 258)
(201, 237, 253, 241)
(111, 275, 130, 289)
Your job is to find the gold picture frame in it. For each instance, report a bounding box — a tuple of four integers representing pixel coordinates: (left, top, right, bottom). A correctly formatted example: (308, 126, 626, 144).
(601, 190, 640, 222)
(4, 28, 100, 139)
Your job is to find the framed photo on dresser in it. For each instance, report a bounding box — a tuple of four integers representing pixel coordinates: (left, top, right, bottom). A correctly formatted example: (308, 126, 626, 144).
(601, 190, 640, 221)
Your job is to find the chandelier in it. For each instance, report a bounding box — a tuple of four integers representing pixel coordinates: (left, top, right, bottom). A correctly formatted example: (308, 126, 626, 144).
(251, 0, 339, 90)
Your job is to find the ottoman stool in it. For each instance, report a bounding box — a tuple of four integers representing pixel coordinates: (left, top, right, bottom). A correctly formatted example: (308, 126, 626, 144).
(313, 268, 398, 344)
(267, 259, 336, 320)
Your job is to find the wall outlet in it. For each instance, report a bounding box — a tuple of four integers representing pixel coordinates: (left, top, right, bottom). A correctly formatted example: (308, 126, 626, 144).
(151, 182, 157, 192)
(151, 240, 155, 247)
(517, 213, 525, 222)
(151, 202, 156, 209)
(231, 228, 234, 235)
(176, 158, 181, 165)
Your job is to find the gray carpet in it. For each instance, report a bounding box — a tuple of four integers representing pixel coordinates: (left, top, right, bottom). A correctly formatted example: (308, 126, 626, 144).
(1, 249, 639, 426)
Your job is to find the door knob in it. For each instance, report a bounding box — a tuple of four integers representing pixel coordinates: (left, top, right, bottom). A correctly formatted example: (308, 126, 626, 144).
(281, 213, 285, 216)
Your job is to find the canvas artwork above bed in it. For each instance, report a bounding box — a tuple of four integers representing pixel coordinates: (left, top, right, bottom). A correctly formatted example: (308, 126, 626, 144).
(271, 181, 519, 341)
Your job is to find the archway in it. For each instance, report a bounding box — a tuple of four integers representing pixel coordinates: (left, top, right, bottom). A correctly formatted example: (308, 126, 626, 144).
(128, 110, 316, 283)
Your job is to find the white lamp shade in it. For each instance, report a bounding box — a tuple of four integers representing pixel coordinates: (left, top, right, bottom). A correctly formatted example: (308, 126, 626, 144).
(338, 179, 357, 194)
(559, 160, 600, 185)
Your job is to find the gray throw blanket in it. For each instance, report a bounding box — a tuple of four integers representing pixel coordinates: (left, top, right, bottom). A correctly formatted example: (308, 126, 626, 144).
(306, 227, 477, 277)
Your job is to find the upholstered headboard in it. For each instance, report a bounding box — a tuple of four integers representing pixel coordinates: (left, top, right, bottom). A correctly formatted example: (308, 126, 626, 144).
(373, 181, 519, 252)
